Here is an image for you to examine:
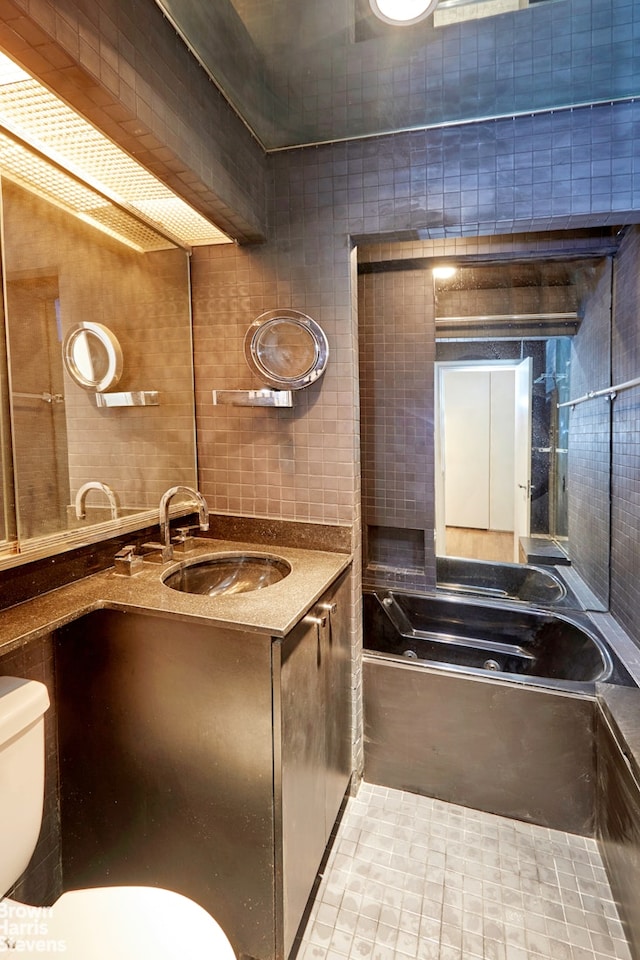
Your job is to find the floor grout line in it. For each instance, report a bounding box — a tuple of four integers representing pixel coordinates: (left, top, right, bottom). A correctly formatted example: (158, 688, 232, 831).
(297, 783, 631, 960)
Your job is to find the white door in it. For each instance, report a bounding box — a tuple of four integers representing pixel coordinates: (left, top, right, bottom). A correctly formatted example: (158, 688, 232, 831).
(435, 360, 531, 560)
(441, 368, 491, 529)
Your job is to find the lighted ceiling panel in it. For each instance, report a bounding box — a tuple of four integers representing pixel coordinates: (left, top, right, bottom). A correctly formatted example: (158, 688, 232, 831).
(0, 53, 232, 250)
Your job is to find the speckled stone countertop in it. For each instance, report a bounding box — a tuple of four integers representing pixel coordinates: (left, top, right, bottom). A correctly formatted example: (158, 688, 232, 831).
(0, 539, 352, 656)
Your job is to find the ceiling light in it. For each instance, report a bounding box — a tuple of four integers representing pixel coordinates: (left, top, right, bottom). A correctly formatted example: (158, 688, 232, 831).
(0, 50, 232, 249)
(369, 0, 439, 25)
(432, 265, 457, 279)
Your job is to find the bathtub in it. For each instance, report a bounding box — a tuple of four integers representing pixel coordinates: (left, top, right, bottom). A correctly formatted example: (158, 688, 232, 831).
(436, 555, 578, 608)
(362, 589, 634, 832)
(363, 589, 630, 688)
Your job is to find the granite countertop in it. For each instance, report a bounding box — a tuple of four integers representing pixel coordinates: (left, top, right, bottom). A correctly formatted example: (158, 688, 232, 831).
(0, 538, 352, 656)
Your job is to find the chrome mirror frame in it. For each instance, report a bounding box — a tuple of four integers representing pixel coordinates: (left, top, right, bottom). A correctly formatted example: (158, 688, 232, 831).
(244, 309, 329, 390)
(63, 321, 124, 392)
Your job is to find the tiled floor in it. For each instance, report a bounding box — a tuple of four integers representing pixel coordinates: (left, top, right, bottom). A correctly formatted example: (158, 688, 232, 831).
(298, 783, 631, 960)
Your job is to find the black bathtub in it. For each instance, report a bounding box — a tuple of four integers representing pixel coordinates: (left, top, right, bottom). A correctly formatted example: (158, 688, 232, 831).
(363, 588, 634, 832)
(436, 555, 578, 608)
(363, 589, 632, 688)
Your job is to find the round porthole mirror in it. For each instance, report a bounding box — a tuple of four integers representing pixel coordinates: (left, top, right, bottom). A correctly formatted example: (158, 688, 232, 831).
(63, 322, 123, 392)
(244, 309, 329, 390)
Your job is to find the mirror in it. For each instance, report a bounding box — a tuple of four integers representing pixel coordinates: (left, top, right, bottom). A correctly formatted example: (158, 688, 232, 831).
(63, 322, 123, 392)
(244, 309, 329, 389)
(434, 258, 612, 607)
(358, 246, 613, 611)
(0, 178, 197, 549)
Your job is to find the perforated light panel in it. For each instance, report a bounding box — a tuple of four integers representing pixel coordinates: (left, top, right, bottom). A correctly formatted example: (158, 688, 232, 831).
(0, 53, 232, 250)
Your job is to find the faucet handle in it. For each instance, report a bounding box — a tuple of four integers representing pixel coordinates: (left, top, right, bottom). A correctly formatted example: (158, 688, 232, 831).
(114, 545, 144, 576)
(141, 542, 174, 563)
(172, 526, 201, 554)
(174, 525, 201, 539)
(115, 544, 136, 558)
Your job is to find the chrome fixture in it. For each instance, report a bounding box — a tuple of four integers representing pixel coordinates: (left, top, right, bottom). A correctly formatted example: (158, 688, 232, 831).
(63, 322, 123, 393)
(75, 481, 119, 520)
(113, 545, 144, 576)
(159, 485, 210, 552)
(12, 391, 64, 404)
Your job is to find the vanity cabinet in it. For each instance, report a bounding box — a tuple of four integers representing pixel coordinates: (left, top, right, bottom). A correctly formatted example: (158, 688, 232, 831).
(55, 567, 351, 960)
(278, 572, 352, 955)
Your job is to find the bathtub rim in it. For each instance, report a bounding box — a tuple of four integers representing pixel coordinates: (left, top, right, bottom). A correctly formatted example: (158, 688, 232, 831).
(436, 554, 568, 600)
(433, 555, 590, 611)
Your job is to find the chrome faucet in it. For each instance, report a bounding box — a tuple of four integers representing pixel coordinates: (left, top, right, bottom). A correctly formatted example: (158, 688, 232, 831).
(75, 481, 119, 520)
(158, 485, 209, 550)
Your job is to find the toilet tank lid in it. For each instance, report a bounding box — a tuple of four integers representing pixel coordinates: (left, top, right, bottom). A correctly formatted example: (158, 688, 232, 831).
(0, 678, 50, 746)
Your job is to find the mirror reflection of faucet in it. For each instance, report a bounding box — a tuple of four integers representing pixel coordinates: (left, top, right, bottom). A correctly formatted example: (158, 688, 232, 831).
(75, 480, 119, 521)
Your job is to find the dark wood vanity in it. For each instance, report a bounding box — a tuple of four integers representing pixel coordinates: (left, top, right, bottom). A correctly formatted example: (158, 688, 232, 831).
(54, 568, 352, 960)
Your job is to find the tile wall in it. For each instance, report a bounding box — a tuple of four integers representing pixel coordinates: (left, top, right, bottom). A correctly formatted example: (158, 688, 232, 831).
(198, 0, 640, 149)
(567, 259, 613, 609)
(192, 100, 640, 536)
(358, 267, 436, 590)
(610, 227, 640, 644)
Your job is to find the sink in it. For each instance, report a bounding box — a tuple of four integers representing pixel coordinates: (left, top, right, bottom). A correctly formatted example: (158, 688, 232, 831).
(163, 554, 291, 598)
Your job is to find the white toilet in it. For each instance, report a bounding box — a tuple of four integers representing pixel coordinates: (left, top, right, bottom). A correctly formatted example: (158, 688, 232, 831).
(0, 676, 238, 959)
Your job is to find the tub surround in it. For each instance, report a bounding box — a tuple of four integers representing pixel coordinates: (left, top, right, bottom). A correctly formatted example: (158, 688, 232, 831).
(597, 687, 640, 959)
(364, 653, 597, 834)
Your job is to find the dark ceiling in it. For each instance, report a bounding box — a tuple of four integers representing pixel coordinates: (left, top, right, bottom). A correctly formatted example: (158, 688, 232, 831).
(153, 0, 637, 151)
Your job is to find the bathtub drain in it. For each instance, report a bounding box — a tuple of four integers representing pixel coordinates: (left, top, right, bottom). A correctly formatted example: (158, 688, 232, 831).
(483, 659, 501, 671)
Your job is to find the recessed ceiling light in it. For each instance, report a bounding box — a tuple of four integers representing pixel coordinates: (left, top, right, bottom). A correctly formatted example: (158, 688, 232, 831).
(432, 265, 457, 279)
(369, 0, 439, 25)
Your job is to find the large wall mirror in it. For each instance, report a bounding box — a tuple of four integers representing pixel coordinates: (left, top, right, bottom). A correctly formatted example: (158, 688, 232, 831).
(0, 177, 197, 560)
(434, 258, 612, 608)
(359, 234, 617, 611)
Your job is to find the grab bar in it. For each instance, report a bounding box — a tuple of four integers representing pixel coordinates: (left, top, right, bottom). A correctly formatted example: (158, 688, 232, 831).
(376, 592, 415, 636)
(558, 375, 640, 409)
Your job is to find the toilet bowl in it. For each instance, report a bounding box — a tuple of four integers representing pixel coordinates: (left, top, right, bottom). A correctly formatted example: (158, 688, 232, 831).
(3, 887, 237, 959)
(0, 676, 237, 959)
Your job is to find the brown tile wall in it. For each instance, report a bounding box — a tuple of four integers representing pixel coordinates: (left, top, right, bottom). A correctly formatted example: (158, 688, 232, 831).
(192, 102, 640, 535)
(191, 239, 360, 526)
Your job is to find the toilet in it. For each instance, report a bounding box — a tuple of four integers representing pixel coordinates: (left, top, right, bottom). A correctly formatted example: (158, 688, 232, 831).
(0, 676, 237, 959)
